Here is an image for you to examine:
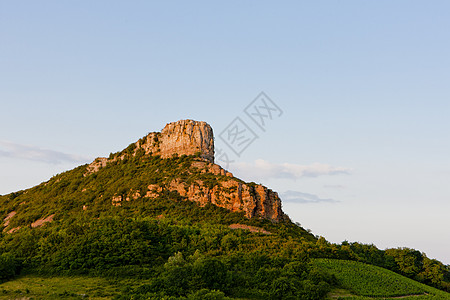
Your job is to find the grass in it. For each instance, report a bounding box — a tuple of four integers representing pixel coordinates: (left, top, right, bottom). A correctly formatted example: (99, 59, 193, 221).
(0, 275, 120, 299)
(313, 259, 450, 300)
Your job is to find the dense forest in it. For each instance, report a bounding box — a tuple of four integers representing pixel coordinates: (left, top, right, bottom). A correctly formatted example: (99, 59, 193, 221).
(1, 151, 449, 299)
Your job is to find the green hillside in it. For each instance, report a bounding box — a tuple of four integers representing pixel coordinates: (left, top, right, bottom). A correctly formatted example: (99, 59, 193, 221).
(1, 149, 449, 299)
(314, 259, 450, 299)
(0, 259, 448, 299)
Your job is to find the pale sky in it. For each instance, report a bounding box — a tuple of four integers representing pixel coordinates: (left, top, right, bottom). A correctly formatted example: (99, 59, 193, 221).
(1, 1, 449, 264)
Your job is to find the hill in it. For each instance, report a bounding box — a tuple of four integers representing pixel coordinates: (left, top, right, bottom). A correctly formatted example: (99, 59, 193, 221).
(313, 259, 450, 299)
(0, 119, 449, 299)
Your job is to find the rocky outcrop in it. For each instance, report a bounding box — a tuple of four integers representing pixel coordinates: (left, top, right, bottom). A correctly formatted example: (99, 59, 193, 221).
(137, 119, 214, 162)
(86, 119, 287, 222)
(160, 178, 284, 221)
(3, 211, 16, 227)
(31, 214, 55, 228)
(133, 159, 286, 222)
(85, 120, 214, 175)
(85, 157, 108, 174)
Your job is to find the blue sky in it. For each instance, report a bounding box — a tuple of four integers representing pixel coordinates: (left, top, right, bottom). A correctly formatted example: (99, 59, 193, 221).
(1, 1, 449, 264)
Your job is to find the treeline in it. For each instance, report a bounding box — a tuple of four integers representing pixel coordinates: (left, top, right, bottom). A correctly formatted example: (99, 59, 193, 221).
(1, 212, 449, 297)
(115, 252, 335, 299)
(0, 216, 334, 299)
(304, 237, 450, 292)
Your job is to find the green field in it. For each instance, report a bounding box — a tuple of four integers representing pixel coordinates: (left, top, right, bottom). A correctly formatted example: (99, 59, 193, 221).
(314, 259, 450, 300)
(0, 275, 124, 299)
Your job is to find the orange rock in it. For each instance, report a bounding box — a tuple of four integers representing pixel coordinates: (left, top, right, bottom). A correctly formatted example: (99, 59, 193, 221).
(31, 214, 55, 228)
(3, 211, 16, 227)
(112, 195, 122, 206)
(7, 226, 21, 234)
(162, 175, 286, 222)
(138, 119, 214, 163)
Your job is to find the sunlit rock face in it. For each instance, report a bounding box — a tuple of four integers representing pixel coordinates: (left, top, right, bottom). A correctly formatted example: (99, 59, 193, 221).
(137, 119, 214, 163)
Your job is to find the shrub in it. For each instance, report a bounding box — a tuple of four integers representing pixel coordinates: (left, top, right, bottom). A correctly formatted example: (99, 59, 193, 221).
(0, 253, 22, 282)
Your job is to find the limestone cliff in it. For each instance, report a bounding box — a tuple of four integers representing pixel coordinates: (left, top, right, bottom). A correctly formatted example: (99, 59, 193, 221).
(157, 160, 285, 222)
(138, 119, 214, 163)
(86, 120, 214, 174)
(85, 119, 287, 222)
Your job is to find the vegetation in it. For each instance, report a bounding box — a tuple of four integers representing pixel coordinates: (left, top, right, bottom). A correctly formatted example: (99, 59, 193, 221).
(0, 275, 119, 299)
(0, 150, 449, 299)
(314, 259, 450, 299)
(0, 253, 22, 282)
(305, 240, 450, 292)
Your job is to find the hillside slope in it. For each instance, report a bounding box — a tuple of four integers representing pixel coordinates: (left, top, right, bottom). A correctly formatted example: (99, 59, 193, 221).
(0, 119, 449, 299)
(314, 259, 450, 299)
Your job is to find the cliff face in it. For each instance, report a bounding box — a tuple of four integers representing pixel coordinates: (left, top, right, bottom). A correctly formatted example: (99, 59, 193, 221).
(138, 120, 214, 163)
(160, 161, 285, 222)
(86, 119, 287, 222)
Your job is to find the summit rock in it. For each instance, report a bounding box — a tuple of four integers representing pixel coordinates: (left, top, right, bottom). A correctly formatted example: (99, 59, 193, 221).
(140, 119, 214, 163)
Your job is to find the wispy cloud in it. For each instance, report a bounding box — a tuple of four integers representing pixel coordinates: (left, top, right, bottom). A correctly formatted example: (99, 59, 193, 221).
(281, 190, 339, 204)
(232, 159, 351, 180)
(0, 140, 92, 164)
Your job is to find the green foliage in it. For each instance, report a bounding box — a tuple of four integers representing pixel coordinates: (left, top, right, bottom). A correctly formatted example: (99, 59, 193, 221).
(385, 247, 424, 277)
(314, 259, 450, 299)
(0, 253, 22, 282)
(306, 240, 450, 292)
(114, 252, 333, 299)
(0, 153, 313, 242)
(186, 289, 230, 300)
(0, 149, 449, 298)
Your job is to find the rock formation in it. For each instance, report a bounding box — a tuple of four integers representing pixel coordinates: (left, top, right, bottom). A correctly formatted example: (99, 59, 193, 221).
(85, 119, 287, 222)
(160, 166, 285, 221)
(138, 119, 214, 163)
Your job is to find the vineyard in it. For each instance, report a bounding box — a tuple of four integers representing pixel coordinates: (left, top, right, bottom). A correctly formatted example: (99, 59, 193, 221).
(313, 259, 450, 299)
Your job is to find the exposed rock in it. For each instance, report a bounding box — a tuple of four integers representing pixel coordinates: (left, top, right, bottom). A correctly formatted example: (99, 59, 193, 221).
(159, 172, 285, 222)
(85, 119, 214, 176)
(229, 223, 271, 234)
(3, 211, 16, 227)
(112, 195, 122, 207)
(160, 120, 214, 162)
(126, 190, 141, 201)
(137, 119, 214, 162)
(7, 226, 21, 234)
(146, 184, 163, 198)
(85, 157, 108, 175)
(31, 214, 55, 228)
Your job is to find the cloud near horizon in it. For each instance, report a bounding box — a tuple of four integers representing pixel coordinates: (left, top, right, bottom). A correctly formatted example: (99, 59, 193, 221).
(0, 140, 92, 165)
(232, 159, 351, 180)
(281, 190, 340, 204)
